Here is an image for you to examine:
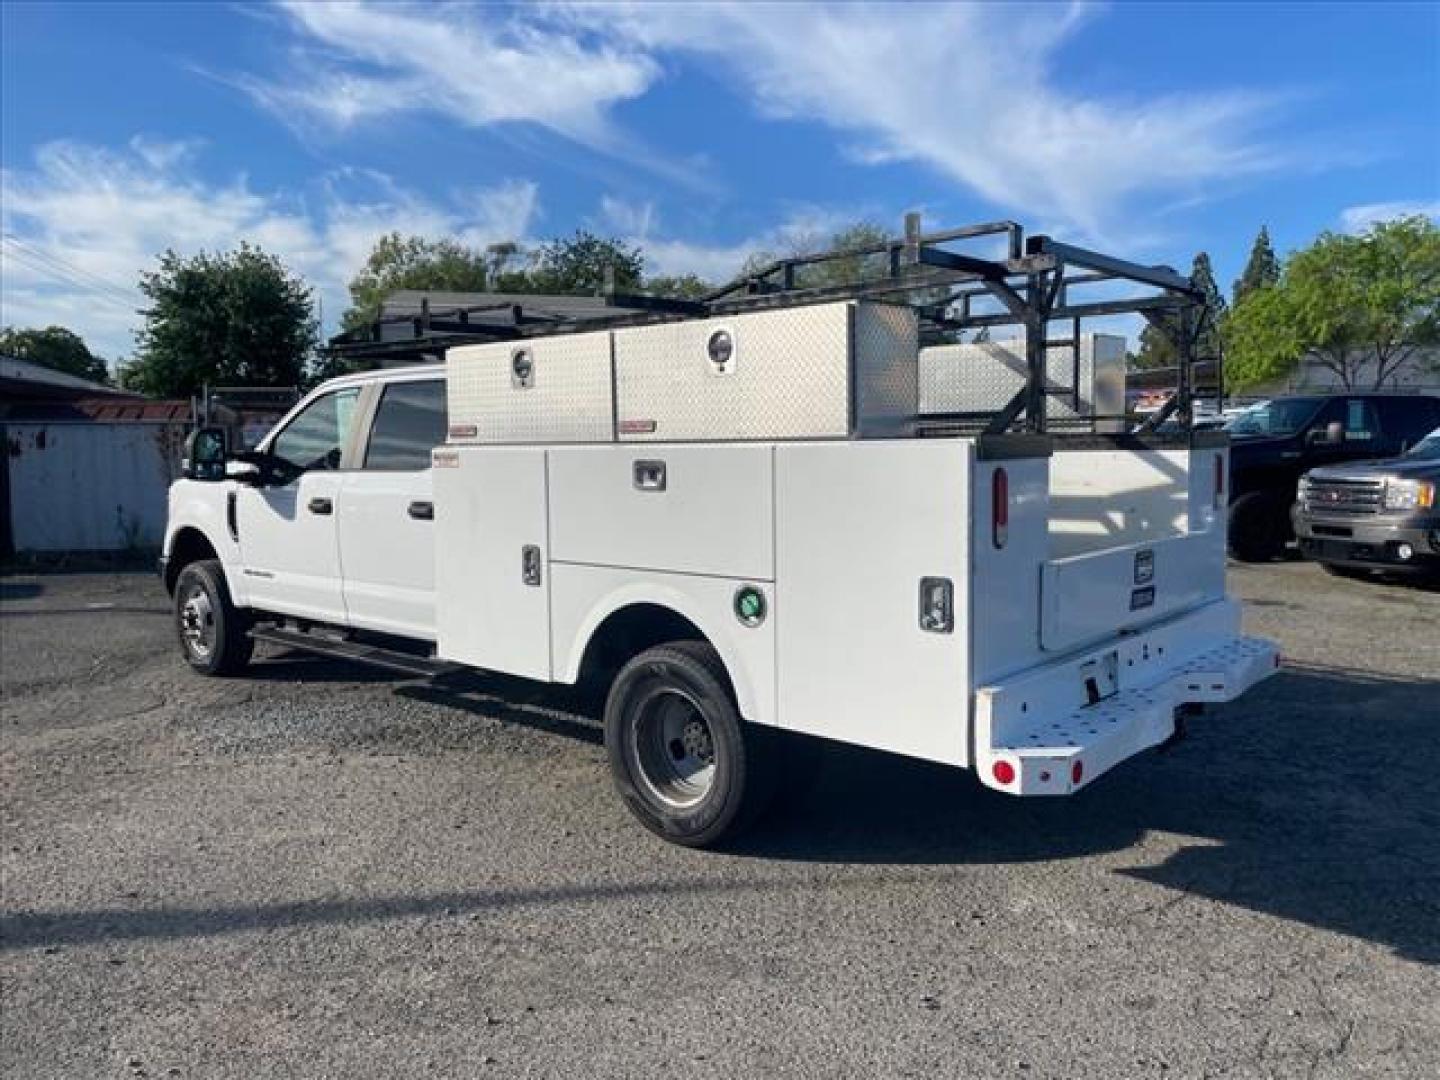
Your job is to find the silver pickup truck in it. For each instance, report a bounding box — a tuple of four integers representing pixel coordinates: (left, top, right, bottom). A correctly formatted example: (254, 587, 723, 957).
(1293, 427, 1440, 579)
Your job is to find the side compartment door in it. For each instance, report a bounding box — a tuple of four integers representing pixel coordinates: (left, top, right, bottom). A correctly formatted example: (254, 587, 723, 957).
(337, 378, 447, 640)
(234, 387, 360, 624)
(433, 446, 551, 680)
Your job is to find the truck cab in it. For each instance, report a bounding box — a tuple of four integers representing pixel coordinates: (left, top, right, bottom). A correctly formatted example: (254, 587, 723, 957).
(1224, 393, 1440, 560)
(163, 366, 447, 645)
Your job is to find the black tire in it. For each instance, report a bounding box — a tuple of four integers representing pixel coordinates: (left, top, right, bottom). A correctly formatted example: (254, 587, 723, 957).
(1228, 491, 1290, 562)
(173, 559, 253, 676)
(604, 641, 775, 848)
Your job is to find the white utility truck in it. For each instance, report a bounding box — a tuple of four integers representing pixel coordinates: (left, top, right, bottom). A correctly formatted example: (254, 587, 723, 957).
(162, 219, 1279, 847)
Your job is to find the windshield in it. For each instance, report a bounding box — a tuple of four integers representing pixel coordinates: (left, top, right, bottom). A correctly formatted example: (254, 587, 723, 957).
(1405, 429, 1440, 461)
(1225, 398, 1323, 436)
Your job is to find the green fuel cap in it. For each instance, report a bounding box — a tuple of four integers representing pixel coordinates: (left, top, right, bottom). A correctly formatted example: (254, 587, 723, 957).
(734, 585, 767, 627)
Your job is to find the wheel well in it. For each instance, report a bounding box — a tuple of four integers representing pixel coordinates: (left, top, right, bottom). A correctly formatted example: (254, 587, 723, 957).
(576, 603, 723, 695)
(165, 528, 218, 594)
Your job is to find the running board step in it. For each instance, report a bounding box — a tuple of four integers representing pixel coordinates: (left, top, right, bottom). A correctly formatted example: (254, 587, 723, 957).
(248, 625, 460, 679)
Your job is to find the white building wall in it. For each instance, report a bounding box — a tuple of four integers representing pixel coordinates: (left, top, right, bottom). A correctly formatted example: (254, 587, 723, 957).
(5, 422, 187, 553)
(1252, 346, 1440, 396)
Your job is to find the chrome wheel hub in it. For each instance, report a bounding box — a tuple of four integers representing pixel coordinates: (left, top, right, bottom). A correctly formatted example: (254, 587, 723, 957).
(180, 585, 215, 660)
(632, 689, 717, 809)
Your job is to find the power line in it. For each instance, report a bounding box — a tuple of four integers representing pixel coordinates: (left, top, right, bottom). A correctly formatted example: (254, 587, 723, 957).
(1, 235, 141, 307)
(0, 237, 141, 311)
(0, 244, 139, 313)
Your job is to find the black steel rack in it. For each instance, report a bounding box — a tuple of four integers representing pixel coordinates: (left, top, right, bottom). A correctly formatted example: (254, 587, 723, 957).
(324, 214, 1218, 436)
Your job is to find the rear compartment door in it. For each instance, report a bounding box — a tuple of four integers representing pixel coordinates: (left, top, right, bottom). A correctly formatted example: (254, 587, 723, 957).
(1039, 533, 1224, 653)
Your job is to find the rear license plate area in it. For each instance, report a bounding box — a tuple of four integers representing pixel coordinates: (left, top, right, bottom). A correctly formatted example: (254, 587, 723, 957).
(1080, 651, 1119, 706)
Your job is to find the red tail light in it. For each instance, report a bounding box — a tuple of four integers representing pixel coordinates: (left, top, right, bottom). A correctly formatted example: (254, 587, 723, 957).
(1213, 453, 1225, 509)
(992, 760, 1016, 785)
(992, 467, 1009, 549)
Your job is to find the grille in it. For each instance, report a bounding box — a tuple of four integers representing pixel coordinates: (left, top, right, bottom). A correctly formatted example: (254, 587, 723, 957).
(1302, 477, 1384, 514)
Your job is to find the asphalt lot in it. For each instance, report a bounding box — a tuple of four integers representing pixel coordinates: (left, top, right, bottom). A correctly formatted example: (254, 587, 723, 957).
(2, 563, 1437, 1079)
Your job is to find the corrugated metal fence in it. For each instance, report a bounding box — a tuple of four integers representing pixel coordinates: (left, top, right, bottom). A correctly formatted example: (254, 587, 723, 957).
(2, 422, 188, 554)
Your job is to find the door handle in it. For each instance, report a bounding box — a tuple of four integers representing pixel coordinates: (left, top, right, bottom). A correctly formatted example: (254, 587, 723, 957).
(407, 500, 434, 521)
(307, 497, 333, 515)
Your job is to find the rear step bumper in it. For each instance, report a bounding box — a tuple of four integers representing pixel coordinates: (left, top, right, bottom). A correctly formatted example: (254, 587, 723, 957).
(975, 600, 1279, 796)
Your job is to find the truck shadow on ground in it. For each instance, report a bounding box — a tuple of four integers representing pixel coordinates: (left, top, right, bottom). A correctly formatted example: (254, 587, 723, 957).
(737, 662, 1440, 964)
(261, 655, 1440, 963)
(391, 658, 1440, 963)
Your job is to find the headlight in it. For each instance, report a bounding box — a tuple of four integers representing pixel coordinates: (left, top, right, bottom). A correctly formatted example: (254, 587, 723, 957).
(1383, 479, 1435, 511)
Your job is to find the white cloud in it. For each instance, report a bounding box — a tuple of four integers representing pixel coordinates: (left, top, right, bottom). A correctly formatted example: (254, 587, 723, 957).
(556, 2, 1293, 240)
(1338, 200, 1440, 234)
(594, 195, 872, 282)
(235, 2, 1300, 239)
(0, 139, 538, 360)
(242, 2, 657, 147)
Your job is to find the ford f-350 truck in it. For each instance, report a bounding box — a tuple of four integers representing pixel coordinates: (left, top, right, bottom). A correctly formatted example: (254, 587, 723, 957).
(161, 221, 1279, 847)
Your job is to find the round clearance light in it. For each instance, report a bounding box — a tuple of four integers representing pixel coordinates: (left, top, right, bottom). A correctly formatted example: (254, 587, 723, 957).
(706, 328, 736, 374)
(992, 760, 1016, 786)
(733, 584, 767, 627)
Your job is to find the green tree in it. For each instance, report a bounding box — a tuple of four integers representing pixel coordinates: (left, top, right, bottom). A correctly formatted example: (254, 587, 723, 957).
(1226, 215, 1440, 390)
(1130, 252, 1227, 370)
(1232, 225, 1280, 305)
(1130, 322, 1176, 371)
(644, 273, 714, 299)
(123, 244, 318, 398)
(528, 230, 644, 294)
(0, 325, 109, 384)
(342, 233, 492, 331)
(739, 221, 894, 289)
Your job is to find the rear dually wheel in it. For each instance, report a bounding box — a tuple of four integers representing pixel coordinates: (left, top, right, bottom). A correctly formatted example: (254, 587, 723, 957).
(604, 641, 775, 848)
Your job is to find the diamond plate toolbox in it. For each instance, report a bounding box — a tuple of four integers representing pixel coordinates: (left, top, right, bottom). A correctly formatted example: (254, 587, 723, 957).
(613, 301, 918, 442)
(447, 331, 615, 444)
(918, 333, 1125, 431)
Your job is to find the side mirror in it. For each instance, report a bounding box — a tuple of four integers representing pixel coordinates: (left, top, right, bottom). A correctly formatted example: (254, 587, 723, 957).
(1306, 422, 1343, 446)
(183, 427, 229, 481)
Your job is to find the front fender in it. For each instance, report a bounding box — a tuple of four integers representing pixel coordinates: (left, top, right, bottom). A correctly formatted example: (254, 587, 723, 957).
(164, 480, 247, 605)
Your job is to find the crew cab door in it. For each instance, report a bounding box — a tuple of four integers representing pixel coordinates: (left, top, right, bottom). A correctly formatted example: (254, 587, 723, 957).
(336, 377, 447, 640)
(234, 386, 361, 625)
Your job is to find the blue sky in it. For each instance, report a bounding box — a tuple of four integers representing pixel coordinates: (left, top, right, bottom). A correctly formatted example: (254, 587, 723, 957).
(2, 1, 1437, 362)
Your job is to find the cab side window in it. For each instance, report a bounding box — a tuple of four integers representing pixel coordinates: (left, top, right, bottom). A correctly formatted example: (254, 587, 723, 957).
(1342, 398, 1379, 442)
(363, 380, 447, 471)
(271, 388, 361, 473)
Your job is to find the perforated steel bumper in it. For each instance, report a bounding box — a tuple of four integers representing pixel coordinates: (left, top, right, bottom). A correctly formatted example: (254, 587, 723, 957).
(975, 602, 1279, 796)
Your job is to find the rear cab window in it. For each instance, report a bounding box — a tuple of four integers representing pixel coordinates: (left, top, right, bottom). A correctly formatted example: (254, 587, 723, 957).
(363, 380, 448, 471)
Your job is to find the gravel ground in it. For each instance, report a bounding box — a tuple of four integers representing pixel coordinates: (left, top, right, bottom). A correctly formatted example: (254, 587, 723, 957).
(2, 564, 1437, 1079)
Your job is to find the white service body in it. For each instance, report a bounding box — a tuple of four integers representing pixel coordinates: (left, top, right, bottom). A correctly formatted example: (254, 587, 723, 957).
(164, 301, 1277, 796)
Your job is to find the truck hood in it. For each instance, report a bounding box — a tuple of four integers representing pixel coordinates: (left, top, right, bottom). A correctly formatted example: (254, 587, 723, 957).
(1305, 457, 1440, 483)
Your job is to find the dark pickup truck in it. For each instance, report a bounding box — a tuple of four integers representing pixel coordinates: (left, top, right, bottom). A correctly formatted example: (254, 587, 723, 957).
(1293, 428, 1440, 578)
(1225, 393, 1440, 561)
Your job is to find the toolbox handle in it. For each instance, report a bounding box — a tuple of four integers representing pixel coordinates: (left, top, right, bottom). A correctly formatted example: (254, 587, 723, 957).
(633, 460, 667, 492)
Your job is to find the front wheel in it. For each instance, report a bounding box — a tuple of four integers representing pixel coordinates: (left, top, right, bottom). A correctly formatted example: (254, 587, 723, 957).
(1228, 491, 1290, 562)
(174, 559, 253, 676)
(604, 641, 775, 848)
